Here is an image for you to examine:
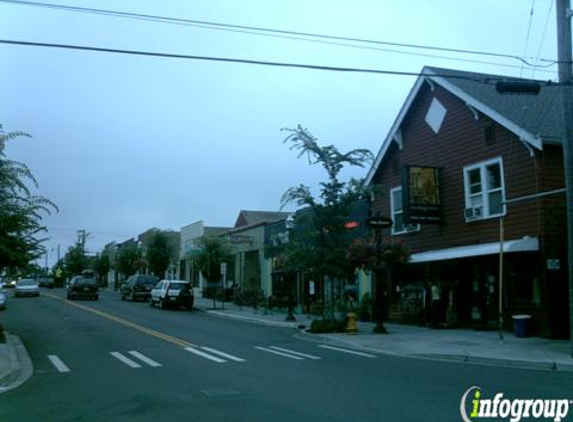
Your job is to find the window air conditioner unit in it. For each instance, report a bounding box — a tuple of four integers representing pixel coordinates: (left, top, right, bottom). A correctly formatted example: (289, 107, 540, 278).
(465, 206, 483, 220)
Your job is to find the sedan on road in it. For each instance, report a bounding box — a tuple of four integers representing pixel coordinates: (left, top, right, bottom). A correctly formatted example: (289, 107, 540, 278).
(150, 279, 194, 310)
(14, 279, 40, 298)
(67, 275, 99, 300)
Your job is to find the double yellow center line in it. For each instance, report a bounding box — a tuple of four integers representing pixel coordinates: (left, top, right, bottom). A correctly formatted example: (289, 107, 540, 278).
(44, 292, 196, 348)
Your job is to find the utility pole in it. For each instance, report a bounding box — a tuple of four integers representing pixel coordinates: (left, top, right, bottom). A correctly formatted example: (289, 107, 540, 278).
(556, 0, 573, 356)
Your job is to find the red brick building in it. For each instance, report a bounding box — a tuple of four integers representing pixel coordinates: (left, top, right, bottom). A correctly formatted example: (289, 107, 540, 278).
(365, 66, 568, 338)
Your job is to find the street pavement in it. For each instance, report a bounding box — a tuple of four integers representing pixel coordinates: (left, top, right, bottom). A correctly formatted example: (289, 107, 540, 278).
(1, 287, 573, 396)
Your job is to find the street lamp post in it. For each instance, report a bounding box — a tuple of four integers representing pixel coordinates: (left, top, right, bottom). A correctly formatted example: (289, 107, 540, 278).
(285, 214, 296, 322)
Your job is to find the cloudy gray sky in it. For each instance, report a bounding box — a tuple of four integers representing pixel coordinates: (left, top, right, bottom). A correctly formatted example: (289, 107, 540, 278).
(0, 0, 559, 266)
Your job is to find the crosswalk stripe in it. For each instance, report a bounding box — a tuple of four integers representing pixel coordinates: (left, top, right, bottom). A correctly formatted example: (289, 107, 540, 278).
(110, 352, 142, 368)
(184, 347, 226, 363)
(318, 345, 376, 358)
(254, 346, 305, 360)
(200, 347, 246, 362)
(268, 346, 322, 360)
(48, 355, 71, 372)
(128, 351, 162, 367)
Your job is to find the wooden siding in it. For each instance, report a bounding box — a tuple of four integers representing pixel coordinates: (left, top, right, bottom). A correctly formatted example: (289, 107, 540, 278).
(370, 81, 562, 254)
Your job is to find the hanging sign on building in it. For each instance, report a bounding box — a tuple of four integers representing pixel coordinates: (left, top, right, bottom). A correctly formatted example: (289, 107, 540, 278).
(402, 165, 441, 224)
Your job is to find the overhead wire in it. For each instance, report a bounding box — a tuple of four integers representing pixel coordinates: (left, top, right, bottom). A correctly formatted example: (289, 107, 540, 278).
(1, 38, 562, 85)
(520, 0, 536, 77)
(531, 0, 555, 79)
(0, 0, 563, 71)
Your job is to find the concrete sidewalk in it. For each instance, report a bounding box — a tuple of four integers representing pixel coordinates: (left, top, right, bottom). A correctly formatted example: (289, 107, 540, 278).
(195, 296, 573, 371)
(0, 332, 33, 394)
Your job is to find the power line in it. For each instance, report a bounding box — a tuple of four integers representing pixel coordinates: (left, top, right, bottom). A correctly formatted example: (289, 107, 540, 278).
(1, 38, 563, 85)
(0, 0, 563, 69)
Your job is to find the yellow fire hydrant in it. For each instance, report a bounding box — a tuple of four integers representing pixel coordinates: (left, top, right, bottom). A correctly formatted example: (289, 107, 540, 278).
(346, 312, 358, 334)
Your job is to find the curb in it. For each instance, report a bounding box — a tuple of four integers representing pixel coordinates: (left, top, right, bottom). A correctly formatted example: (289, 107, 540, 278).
(205, 310, 301, 329)
(294, 331, 573, 372)
(0, 333, 33, 394)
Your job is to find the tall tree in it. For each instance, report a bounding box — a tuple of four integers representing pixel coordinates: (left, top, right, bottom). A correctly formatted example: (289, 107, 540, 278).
(0, 125, 57, 271)
(146, 231, 173, 278)
(280, 125, 374, 319)
(94, 253, 111, 286)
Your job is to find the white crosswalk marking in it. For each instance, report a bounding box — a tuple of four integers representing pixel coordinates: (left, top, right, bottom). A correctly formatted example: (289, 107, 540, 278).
(318, 345, 376, 358)
(254, 346, 305, 360)
(48, 355, 71, 372)
(184, 347, 226, 363)
(268, 346, 322, 360)
(128, 351, 162, 367)
(200, 347, 246, 362)
(110, 352, 142, 368)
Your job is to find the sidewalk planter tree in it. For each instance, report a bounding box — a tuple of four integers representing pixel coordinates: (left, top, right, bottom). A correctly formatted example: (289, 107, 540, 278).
(146, 231, 173, 278)
(190, 236, 232, 309)
(280, 125, 374, 330)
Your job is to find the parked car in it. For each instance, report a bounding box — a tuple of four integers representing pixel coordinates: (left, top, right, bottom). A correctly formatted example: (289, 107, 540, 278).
(4, 279, 18, 288)
(150, 280, 194, 310)
(14, 279, 40, 297)
(121, 274, 159, 302)
(37, 276, 55, 288)
(0, 289, 7, 309)
(67, 275, 99, 300)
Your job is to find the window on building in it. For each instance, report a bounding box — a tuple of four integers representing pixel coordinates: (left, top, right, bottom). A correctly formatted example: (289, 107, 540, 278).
(463, 157, 505, 221)
(425, 97, 447, 134)
(390, 187, 420, 235)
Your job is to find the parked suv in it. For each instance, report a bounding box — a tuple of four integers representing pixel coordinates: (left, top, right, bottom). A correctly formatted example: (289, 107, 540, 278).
(67, 275, 99, 300)
(121, 274, 159, 302)
(150, 280, 194, 310)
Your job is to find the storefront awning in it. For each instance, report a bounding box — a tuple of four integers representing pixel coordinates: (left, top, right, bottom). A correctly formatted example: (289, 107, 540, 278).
(409, 236, 539, 263)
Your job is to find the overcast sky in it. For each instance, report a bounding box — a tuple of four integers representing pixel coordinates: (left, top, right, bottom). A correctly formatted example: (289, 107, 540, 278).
(0, 0, 560, 266)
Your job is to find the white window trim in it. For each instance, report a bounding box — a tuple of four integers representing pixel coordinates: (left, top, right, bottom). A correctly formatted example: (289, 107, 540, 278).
(390, 186, 420, 235)
(463, 157, 506, 222)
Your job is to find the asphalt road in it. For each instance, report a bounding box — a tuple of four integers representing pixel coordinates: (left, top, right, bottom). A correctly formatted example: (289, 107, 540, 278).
(0, 288, 572, 422)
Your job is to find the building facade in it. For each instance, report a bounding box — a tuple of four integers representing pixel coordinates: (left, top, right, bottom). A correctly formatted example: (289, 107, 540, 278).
(365, 66, 568, 338)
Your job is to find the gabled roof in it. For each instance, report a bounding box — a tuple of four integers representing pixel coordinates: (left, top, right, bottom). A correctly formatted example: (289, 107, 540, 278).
(234, 210, 291, 228)
(365, 66, 564, 185)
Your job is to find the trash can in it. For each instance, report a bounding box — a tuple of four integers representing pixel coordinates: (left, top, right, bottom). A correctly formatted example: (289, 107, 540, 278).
(512, 315, 532, 338)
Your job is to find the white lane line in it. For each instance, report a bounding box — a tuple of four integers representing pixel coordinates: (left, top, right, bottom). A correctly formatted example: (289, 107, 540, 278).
(254, 346, 305, 360)
(200, 347, 246, 362)
(318, 345, 376, 358)
(110, 352, 142, 368)
(268, 346, 322, 360)
(47, 355, 71, 372)
(184, 347, 226, 363)
(128, 351, 162, 367)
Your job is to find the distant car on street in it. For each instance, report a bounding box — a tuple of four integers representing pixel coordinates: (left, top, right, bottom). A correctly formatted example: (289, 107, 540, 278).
(67, 275, 99, 300)
(150, 280, 194, 310)
(121, 274, 159, 302)
(14, 279, 40, 298)
(37, 276, 55, 288)
(4, 279, 18, 288)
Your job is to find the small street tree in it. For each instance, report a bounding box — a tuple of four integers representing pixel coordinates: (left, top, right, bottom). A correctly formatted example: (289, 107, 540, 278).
(114, 244, 143, 280)
(64, 243, 87, 276)
(146, 231, 173, 278)
(94, 253, 111, 287)
(280, 125, 374, 322)
(0, 125, 57, 272)
(191, 236, 232, 309)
